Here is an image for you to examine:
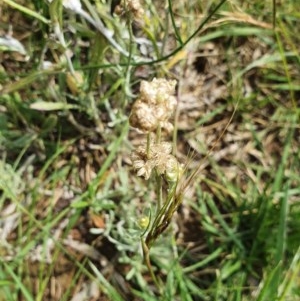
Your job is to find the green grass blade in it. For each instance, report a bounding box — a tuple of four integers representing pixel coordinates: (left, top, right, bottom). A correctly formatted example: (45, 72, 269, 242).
(89, 262, 125, 301)
(2, 0, 50, 24)
(278, 245, 300, 301)
(1, 261, 34, 301)
(256, 262, 282, 301)
(183, 247, 223, 273)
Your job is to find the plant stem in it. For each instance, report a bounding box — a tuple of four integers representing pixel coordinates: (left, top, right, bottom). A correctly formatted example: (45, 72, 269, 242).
(146, 132, 151, 159)
(156, 172, 163, 210)
(141, 237, 161, 291)
(155, 123, 162, 143)
(155, 124, 162, 209)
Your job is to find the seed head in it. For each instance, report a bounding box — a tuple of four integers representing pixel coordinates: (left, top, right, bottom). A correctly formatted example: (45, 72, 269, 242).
(114, 0, 144, 20)
(129, 78, 177, 132)
(131, 140, 172, 179)
(127, 0, 144, 19)
(140, 78, 177, 106)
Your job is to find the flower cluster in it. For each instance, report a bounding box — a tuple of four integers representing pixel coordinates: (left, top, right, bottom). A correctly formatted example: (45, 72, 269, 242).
(131, 140, 182, 181)
(114, 0, 144, 20)
(129, 78, 186, 270)
(129, 78, 177, 133)
(129, 78, 182, 183)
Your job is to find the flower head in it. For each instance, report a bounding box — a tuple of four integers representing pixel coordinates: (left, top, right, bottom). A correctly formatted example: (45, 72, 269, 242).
(140, 78, 177, 105)
(114, 0, 144, 21)
(129, 78, 177, 133)
(131, 140, 182, 180)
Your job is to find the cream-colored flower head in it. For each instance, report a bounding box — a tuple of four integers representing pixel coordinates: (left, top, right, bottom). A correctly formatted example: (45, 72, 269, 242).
(140, 78, 177, 105)
(131, 140, 181, 180)
(127, 0, 144, 19)
(129, 78, 177, 133)
(131, 140, 171, 179)
(114, 0, 144, 20)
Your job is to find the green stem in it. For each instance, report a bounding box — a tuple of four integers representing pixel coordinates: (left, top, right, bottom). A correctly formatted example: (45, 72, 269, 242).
(3, 0, 50, 24)
(146, 132, 151, 159)
(141, 237, 161, 291)
(156, 172, 163, 211)
(155, 123, 162, 210)
(156, 123, 162, 143)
